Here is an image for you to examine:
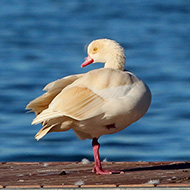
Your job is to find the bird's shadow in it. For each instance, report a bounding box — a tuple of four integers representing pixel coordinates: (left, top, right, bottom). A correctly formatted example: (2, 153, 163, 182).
(122, 162, 190, 173)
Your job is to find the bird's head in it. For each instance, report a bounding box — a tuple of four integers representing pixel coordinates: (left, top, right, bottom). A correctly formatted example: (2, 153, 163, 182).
(81, 39, 126, 70)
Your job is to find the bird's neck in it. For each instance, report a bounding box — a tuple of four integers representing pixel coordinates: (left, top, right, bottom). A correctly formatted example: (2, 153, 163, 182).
(104, 54, 126, 71)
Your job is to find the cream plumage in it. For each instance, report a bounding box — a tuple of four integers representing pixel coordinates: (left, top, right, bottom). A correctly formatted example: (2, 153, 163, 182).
(26, 39, 151, 174)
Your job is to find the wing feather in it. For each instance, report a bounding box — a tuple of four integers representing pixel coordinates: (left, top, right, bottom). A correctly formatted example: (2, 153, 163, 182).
(49, 86, 105, 120)
(26, 74, 83, 115)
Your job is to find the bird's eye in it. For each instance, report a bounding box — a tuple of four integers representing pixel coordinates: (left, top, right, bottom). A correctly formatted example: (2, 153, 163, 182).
(93, 47, 98, 52)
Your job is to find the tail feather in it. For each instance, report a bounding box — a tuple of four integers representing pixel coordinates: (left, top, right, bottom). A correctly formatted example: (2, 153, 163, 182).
(32, 109, 63, 125)
(35, 117, 74, 140)
(35, 123, 57, 141)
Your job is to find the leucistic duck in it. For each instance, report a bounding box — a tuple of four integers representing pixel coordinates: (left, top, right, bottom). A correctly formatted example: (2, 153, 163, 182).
(26, 39, 151, 174)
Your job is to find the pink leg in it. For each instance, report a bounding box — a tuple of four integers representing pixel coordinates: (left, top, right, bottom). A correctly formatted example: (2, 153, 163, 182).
(92, 138, 122, 175)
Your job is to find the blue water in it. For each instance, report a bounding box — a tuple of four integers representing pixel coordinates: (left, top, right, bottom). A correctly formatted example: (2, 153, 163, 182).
(0, 0, 190, 162)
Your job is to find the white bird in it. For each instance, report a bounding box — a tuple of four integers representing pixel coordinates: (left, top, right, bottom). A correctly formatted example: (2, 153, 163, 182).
(26, 39, 151, 174)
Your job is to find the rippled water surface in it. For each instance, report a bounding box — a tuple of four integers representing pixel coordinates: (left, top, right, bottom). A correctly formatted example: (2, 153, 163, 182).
(0, 0, 190, 162)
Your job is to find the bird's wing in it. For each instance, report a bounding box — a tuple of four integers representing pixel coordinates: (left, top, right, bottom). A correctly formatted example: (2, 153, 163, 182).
(26, 74, 83, 115)
(32, 69, 137, 124)
(43, 74, 83, 92)
(32, 86, 105, 124)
